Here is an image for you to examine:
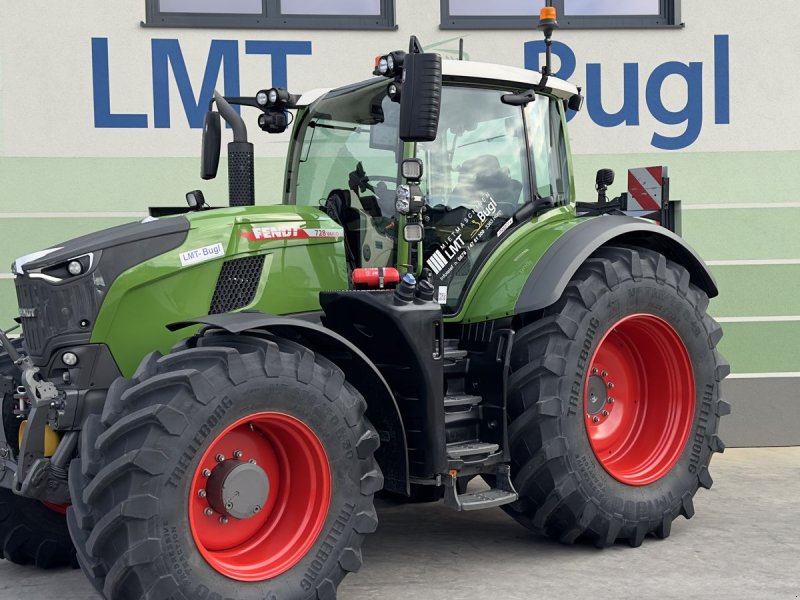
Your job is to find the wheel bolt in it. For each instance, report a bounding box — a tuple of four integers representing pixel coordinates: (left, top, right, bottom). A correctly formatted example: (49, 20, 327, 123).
(202, 468, 212, 477)
(233, 450, 243, 459)
(591, 367, 597, 375)
(219, 516, 228, 525)
(249, 459, 257, 465)
(198, 489, 207, 498)
(607, 397, 615, 404)
(601, 371, 608, 377)
(592, 416, 600, 423)
(204, 508, 214, 517)
(607, 382, 614, 389)
(602, 410, 609, 417)
(215, 454, 225, 462)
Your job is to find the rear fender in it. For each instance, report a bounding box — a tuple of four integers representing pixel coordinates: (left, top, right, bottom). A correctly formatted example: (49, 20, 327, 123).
(516, 215, 717, 314)
(169, 312, 409, 495)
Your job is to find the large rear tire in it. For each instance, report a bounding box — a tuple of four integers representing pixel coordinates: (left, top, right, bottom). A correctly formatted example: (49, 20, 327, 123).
(0, 341, 76, 569)
(68, 330, 382, 600)
(504, 246, 730, 547)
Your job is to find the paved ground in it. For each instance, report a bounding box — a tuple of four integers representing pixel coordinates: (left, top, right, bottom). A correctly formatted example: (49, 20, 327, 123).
(1, 448, 798, 600)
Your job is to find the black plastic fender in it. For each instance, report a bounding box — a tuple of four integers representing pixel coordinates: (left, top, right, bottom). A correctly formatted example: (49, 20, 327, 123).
(515, 215, 718, 314)
(169, 312, 410, 494)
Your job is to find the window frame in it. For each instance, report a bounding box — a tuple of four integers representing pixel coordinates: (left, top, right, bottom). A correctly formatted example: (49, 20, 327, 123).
(144, 0, 397, 30)
(439, 0, 681, 30)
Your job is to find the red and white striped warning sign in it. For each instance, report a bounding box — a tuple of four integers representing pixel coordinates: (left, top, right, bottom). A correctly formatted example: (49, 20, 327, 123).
(628, 166, 668, 211)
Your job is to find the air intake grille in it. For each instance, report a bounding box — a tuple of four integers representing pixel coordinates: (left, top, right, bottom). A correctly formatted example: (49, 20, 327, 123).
(209, 255, 265, 315)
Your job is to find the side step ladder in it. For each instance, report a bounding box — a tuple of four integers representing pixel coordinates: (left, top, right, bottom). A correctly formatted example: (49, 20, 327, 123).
(443, 464, 518, 512)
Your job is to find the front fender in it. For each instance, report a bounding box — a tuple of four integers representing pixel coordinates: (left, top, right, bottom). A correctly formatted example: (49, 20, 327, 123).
(169, 312, 410, 495)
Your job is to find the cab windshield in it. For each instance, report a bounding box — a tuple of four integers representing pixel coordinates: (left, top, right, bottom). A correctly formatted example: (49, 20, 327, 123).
(287, 80, 401, 269)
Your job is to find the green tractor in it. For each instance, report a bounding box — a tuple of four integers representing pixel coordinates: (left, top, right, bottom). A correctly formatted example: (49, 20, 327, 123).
(1, 14, 728, 600)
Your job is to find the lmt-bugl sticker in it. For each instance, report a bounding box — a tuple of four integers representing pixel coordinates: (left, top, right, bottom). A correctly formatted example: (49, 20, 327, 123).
(426, 194, 499, 280)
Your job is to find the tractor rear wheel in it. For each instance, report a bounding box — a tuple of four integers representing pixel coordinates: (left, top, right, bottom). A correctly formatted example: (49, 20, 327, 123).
(504, 246, 730, 547)
(68, 330, 382, 600)
(0, 342, 76, 569)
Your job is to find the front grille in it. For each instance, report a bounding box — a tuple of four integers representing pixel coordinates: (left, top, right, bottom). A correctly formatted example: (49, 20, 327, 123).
(209, 255, 265, 315)
(14, 275, 100, 360)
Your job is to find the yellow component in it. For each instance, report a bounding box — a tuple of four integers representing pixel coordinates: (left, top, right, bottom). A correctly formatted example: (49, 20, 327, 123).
(540, 6, 557, 20)
(18, 420, 61, 457)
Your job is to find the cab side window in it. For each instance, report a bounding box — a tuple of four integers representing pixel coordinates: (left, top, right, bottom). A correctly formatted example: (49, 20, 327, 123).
(526, 98, 571, 205)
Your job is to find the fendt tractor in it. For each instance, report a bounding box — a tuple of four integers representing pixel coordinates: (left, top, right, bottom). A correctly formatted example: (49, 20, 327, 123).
(0, 9, 729, 600)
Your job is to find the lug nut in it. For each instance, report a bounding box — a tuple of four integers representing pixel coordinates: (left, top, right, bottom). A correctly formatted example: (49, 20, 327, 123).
(602, 410, 609, 417)
(204, 508, 214, 517)
(233, 450, 243, 459)
(202, 468, 212, 477)
(219, 516, 229, 525)
(216, 454, 225, 462)
(592, 416, 600, 423)
(591, 367, 597, 375)
(601, 371, 608, 377)
(249, 459, 257, 465)
(607, 382, 614, 389)
(607, 397, 615, 404)
(198, 489, 207, 498)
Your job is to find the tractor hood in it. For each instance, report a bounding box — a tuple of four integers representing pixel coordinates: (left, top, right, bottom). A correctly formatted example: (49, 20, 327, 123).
(12, 216, 190, 277)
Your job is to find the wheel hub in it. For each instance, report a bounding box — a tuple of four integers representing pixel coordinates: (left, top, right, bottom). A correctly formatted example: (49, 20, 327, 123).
(206, 459, 269, 520)
(586, 374, 609, 415)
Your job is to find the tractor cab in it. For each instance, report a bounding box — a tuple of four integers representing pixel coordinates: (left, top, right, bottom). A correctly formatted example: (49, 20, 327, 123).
(281, 54, 580, 314)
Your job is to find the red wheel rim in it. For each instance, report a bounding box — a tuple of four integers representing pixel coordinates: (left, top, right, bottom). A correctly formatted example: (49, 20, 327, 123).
(189, 412, 332, 582)
(41, 501, 69, 515)
(584, 314, 695, 486)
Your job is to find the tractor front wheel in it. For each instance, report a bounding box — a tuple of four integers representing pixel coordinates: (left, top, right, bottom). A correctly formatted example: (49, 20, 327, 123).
(68, 331, 382, 600)
(504, 246, 730, 547)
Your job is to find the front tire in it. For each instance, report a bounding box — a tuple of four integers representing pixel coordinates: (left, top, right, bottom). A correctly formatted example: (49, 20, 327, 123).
(505, 246, 730, 547)
(68, 330, 382, 600)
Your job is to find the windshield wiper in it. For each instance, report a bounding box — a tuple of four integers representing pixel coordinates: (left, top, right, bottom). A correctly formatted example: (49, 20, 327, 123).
(309, 122, 369, 134)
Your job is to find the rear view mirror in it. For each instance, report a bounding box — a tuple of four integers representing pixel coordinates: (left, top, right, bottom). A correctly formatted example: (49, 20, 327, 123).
(201, 111, 221, 180)
(399, 52, 442, 143)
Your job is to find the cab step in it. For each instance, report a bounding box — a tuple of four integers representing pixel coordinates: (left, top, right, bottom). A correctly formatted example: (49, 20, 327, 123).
(446, 441, 499, 459)
(443, 394, 482, 408)
(444, 465, 518, 512)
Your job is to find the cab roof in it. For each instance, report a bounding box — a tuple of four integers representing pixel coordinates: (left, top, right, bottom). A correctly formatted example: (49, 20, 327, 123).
(441, 60, 578, 100)
(297, 60, 579, 106)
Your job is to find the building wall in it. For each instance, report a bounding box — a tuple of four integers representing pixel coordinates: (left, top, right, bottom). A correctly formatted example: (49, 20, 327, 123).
(1, 1, 799, 445)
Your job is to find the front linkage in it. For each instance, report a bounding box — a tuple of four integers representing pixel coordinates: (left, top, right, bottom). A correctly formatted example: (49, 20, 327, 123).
(0, 328, 74, 505)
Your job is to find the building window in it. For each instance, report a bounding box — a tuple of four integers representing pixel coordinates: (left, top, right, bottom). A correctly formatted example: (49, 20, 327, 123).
(440, 0, 681, 29)
(145, 0, 396, 29)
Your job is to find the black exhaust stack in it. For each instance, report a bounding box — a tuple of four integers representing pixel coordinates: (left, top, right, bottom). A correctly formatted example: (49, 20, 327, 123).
(213, 92, 255, 207)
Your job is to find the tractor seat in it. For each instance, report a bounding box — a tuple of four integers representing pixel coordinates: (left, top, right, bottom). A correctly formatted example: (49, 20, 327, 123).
(450, 154, 523, 208)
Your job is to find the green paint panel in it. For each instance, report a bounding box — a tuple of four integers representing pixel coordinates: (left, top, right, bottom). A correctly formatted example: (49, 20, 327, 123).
(92, 205, 348, 376)
(0, 281, 17, 324)
(717, 321, 800, 374)
(709, 265, 800, 318)
(681, 209, 800, 261)
(0, 156, 286, 213)
(453, 207, 577, 323)
(572, 151, 800, 205)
